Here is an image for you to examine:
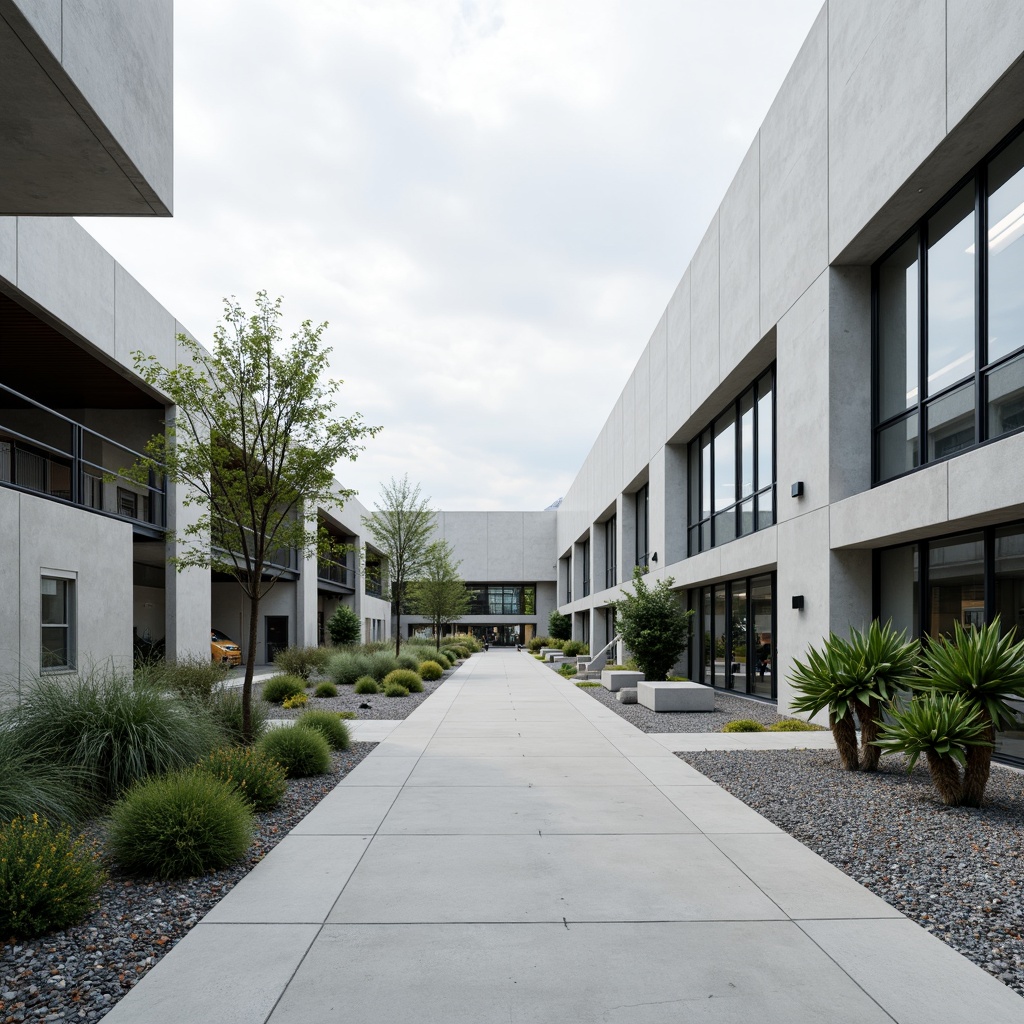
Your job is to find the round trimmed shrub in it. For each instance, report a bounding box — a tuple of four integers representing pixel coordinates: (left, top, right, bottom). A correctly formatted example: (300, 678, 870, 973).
(439, 647, 460, 663)
(562, 640, 585, 657)
(109, 772, 253, 879)
(327, 651, 372, 686)
(721, 719, 766, 733)
(383, 669, 423, 694)
(768, 719, 823, 732)
(197, 746, 287, 811)
(367, 650, 400, 682)
(430, 651, 452, 669)
(282, 692, 308, 709)
(262, 674, 306, 705)
(354, 675, 379, 695)
(419, 660, 443, 681)
(0, 817, 104, 938)
(314, 681, 338, 698)
(295, 710, 351, 750)
(257, 726, 331, 778)
(384, 682, 410, 698)
(397, 653, 420, 671)
(207, 688, 269, 746)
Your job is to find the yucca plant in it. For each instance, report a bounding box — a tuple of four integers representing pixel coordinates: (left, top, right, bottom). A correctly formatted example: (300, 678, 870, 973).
(913, 617, 1024, 806)
(873, 693, 991, 805)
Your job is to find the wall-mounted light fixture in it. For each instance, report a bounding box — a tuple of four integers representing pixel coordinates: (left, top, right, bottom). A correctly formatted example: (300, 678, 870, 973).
(792, 595, 804, 610)
(791, 481, 804, 498)
(651, 552, 658, 563)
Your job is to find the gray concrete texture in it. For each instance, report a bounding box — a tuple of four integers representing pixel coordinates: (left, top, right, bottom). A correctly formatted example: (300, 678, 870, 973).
(102, 651, 1024, 1024)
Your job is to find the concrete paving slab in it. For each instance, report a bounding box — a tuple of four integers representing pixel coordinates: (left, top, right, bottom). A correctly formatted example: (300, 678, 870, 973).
(336, 755, 419, 787)
(627, 755, 718, 786)
(362, 736, 433, 757)
(651, 731, 836, 751)
(328, 833, 786, 923)
(288, 785, 401, 835)
(660, 785, 783, 834)
(710, 832, 904, 920)
(423, 736, 619, 757)
(204, 835, 370, 923)
(377, 785, 699, 835)
(100, 923, 319, 1024)
(266, 922, 896, 1024)
(405, 755, 653, 787)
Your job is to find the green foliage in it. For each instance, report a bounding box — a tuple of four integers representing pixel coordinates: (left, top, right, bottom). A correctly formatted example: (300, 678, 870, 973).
(603, 664, 627, 671)
(337, 711, 357, 720)
(431, 651, 453, 669)
(314, 681, 338, 698)
(611, 567, 694, 682)
(0, 730, 92, 824)
(11, 672, 220, 801)
(207, 688, 269, 746)
(397, 653, 420, 671)
(282, 692, 308, 709)
(384, 682, 410, 697)
(366, 650, 400, 682)
(197, 746, 287, 811)
(546, 637, 566, 650)
(557, 664, 578, 677)
(721, 719, 766, 733)
(562, 640, 588, 657)
(273, 645, 331, 681)
(109, 772, 253, 879)
(407, 540, 471, 645)
(382, 669, 424, 693)
(788, 638, 863, 723)
(527, 636, 550, 653)
(767, 719, 823, 732)
(354, 676, 380, 695)
(575, 681, 601, 688)
(449, 633, 483, 653)
(257, 727, 331, 778)
(137, 657, 229, 704)
(326, 604, 362, 646)
(548, 611, 572, 641)
(328, 651, 372, 686)
(419, 660, 443, 681)
(0, 816, 104, 938)
(439, 647, 461, 663)
(295, 710, 351, 750)
(261, 674, 307, 705)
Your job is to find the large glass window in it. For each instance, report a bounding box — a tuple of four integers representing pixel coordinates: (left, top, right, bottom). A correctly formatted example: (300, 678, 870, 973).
(689, 368, 775, 554)
(635, 485, 649, 568)
(41, 576, 74, 671)
(874, 123, 1024, 482)
(604, 515, 617, 589)
(465, 585, 536, 616)
(582, 539, 590, 597)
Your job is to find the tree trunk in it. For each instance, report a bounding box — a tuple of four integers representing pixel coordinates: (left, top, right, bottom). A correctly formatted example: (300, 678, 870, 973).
(394, 584, 402, 656)
(925, 751, 964, 806)
(242, 584, 261, 746)
(856, 698, 882, 772)
(830, 710, 860, 771)
(961, 717, 994, 808)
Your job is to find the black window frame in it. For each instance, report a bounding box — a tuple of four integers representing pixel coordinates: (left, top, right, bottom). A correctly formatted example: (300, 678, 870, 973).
(581, 538, 590, 597)
(605, 515, 617, 589)
(634, 485, 649, 569)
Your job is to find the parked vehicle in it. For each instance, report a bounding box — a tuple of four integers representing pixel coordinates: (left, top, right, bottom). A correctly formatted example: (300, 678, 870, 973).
(211, 628, 242, 666)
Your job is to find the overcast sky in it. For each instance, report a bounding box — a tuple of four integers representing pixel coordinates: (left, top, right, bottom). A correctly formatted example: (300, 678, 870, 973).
(80, 0, 822, 513)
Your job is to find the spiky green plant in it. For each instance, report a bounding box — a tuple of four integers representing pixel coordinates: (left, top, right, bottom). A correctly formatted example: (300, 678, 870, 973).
(873, 693, 991, 805)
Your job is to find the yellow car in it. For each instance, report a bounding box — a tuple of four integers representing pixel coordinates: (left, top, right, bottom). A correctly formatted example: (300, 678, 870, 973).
(211, 628, 242, 666)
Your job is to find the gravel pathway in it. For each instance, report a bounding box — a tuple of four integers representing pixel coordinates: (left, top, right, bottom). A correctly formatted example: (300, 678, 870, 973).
(680, 748, 1024, 998)
(0, 743, 376, 1024)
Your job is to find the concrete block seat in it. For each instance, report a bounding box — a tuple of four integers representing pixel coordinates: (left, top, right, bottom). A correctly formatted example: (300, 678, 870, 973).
(601, 670, 643, 692)
(637, 680, 715, 712)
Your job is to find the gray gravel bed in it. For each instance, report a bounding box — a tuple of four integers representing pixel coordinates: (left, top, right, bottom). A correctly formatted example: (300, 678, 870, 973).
(0, 742, 377, 1024)
(680, 748, 1024, 998)
(576, 679, 792, 732)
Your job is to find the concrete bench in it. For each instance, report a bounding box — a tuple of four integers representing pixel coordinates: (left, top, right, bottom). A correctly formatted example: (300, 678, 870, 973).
(637, 680, 714, 712)
(617, 687, 638, 704)
(601, 669, 643, 692)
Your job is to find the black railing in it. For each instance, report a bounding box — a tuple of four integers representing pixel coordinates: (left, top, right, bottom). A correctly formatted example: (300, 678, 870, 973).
(0, 382, 165, 528)
(318, 558, 356, 588)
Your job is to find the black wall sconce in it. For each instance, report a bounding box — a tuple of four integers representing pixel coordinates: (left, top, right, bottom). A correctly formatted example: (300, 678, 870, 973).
(792, 595, 804, 610)
(651, 552, 658, 563)
(791, 481, 804, 498)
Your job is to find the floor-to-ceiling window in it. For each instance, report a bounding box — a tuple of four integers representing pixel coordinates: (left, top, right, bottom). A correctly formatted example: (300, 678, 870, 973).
(604, 515, 617, 589)
(582, 538, 590, 597)
(635, 485, 649, 569)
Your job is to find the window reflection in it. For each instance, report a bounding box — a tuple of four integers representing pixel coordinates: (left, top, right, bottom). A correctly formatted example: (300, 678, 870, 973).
(878, 236, 920, 419)
(988, 134, 1024, 364)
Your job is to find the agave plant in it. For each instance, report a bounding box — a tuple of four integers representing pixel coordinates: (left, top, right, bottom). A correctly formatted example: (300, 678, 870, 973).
(873, 693, 991, 805)
(914, 616, 1024, 806)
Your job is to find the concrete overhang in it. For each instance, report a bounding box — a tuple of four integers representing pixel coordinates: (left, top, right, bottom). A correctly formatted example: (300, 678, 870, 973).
(0, 1, 172, 216)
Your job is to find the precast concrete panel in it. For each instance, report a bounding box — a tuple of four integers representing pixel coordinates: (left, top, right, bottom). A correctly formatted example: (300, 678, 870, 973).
(718, 136, 761, 379)
(114, 263, 177, 371)
(165, 479, 210, 664)
(0, 217, 15, 282)
(15, 217, 115, 353)
(829, 548, 873, 639)
(663, 443, 688, 566)
(633, 343, 651, 472)
(441, 512, 489, 580)
(690, 213, 720, 411)
(13, 0, 61, 55)
(665, 269, 692, 437)
(521, 513, 557, 581)
(0, 488, 21, 695)
(946, 1, 1024, 129)
(487, 512, 526, 579)
(759, 5, 828, 333)
(946, 431, 1024, 525)
(647, 448, 666, 570)
(828, 0, 947, 260)
(649, 312, 668, 456)
(621, 375, 637, 487)
(716, 524, 777, 585)
(775, 272, 830, 523)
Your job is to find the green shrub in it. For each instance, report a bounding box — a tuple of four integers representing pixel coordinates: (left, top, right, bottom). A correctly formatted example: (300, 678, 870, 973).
(419, 660, 443, 681)
(338, 711, 357, 720)
(563, 640, 588, 657)
(138, 657, 229, 703)
(314, 681, 338, 698)
(11, 672, 220, 801)
(354, 675, 379, 694)
(383, 669, 423, 693)
(295, 710, 351, 750)
(397, 653, 420, 671)
(603, 664, 627, 671)
(273, 645, 331, 681)
(261, 674, 307, 705)
(547, 637, 566, 650)
(366, 650, 400, 682)
(575, 681, 601, 688)
(109, 772, 253, 879)
(440, 647, 462, 662)
(427, 651, 451, 669)
(527, 636, 549, 653)
(557, 664, 577, 678)
(0, 730, 92, 824)
(384, 682, 410, 697)
(327, 651, 372, 686)
(0, 816, 105, 938)
(282, 692, 308, 709)
(257, 726, 331, 778)
(326, 605, 362, 646)
(548, 611, 572, 641)
(449, 632, 483, 653)
(721, 719, 766, 733)
(197, 746, 287, 811)
(207, 688, 269, 746)
(612, 567, 693, 682)
(768, 719, 823, 732)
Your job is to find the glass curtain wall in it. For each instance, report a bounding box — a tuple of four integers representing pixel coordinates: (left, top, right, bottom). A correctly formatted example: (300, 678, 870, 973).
(635, 486, 649, 568)
(605, 516, 617, 589)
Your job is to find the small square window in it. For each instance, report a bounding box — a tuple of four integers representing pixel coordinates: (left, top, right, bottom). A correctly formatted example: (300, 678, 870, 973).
(41, 576, 75, 671)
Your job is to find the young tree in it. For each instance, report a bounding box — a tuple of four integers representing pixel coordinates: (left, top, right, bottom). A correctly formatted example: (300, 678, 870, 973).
(548, 610, 572, 641)
(407, 541, 471, 650)
(361, 475, 435, 654)
(326, 604, 362, 646)
(611, 566, 693, 680)
(132, 292, 379, 742)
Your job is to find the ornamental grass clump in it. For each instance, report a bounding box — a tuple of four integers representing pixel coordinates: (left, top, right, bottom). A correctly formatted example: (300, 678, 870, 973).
(109, 772, 253, 879)
(384, 681, 410, 698)
(354, 675, 380, 695)
(261, 674, 307, 705)
(721, 719, 766, 732)
(397, 653, 420, 671)
(207, 688, 269, 746)
(327, 651, 372, 687)
(418, 660, 443, 682)
(11, 671, 221, 801)
(366, 650, 400, 682)
(767, 719, 823, 732)
(382, 669, 423, 693)
(139, 657, 229, 704)
(0, 816, 105, 939)
(197, 746, 287, 811)
(273, 645, 331, 681)
(429, 651, 452, 669)
(314, 681, 338, 698)
(0, 729, 92, 824)
(557, 663, 577, 678)
(257, 726, 331, 778)
(295, 710, 351, 750)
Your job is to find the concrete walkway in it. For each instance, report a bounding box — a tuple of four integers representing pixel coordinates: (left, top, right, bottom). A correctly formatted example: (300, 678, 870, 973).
(105, 650, 1023, 1023)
